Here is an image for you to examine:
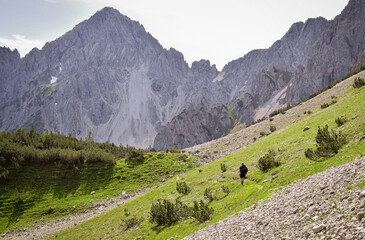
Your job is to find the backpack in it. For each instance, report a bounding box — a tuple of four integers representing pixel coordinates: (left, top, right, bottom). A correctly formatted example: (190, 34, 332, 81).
(240, 164, 248, 174)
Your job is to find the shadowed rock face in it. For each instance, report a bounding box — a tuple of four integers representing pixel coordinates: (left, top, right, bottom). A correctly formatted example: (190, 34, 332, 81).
(153, 103, 235, 151)
(1, 0, 365, 149)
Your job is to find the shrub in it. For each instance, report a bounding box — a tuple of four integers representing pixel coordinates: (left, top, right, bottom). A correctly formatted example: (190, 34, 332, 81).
(220, 162, 227, 173)
(221, 185, 230, 195)
(270, 125, 277, 132)
(192, 200, 214, 223)
(269, 105, 292, 118)
(168, 148, 181, 153)
(122, 215, 143, 230)
(307, 110, 312, 114)
(353, 77, 365, 88)
(12, 188, 28, 203)
(260, 132, 268, 137)
(321, 103, 329, 109)
(335, 116, 347, 127)
(257, 150, 281, 172)
(204, 188, 214, 202)
(321, 100, 337, 109)
(149, 199, 190, 226)
(305, 125, 347, 161)
(125, 148, 145, 163)
(176, 181, 190, 195)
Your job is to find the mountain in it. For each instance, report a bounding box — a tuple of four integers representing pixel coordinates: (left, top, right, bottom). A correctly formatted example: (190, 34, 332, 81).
(155, 0, 365, 149)
(0, 8, 223, 148)
(1, 0, 365, 149)
(153, 103, 235, 150)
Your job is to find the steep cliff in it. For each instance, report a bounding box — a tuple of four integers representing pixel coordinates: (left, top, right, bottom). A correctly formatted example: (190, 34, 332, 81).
(153, 103, 235, 150)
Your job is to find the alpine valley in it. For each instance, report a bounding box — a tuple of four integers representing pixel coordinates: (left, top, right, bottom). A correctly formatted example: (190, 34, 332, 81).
(1, 0, 365, 150)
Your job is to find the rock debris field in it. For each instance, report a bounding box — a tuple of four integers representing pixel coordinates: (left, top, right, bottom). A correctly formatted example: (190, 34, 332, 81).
(185, 157, 365, 240)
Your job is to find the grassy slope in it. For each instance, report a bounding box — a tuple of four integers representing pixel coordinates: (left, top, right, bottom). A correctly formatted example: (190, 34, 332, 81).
(0, 152, 195, 233)
(49, 74, 365, 239)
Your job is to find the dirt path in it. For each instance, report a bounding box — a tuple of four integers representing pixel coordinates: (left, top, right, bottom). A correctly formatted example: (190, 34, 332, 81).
(2, 187, 154, 240)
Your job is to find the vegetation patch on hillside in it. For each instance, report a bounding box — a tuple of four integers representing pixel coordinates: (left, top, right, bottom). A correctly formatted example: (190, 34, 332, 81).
(0, 130, 196, 233)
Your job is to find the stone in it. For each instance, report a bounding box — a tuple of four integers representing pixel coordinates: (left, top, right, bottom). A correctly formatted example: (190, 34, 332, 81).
(312, 225, 325, 233)
(90, 191, 96, 195)
(303, 127, 311, 131)
(357, 212, 365, 221)
(360, 191, 365, 198)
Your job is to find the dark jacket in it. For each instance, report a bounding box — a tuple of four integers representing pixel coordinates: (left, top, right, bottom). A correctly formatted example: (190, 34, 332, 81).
(239, 164, 248, 177)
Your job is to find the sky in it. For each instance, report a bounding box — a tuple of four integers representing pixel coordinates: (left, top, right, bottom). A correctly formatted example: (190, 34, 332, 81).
(0, 0, 349, 70)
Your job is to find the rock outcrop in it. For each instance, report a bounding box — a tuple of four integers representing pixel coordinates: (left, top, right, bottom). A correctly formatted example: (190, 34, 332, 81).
(351, 50, 365, 73)
(153, 103, 235, 150)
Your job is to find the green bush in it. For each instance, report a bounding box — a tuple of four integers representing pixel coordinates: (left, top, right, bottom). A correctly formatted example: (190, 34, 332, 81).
(192, 200, 214, 223)
(121, 215, 143, 230)
(305, 125, 347, 161)
(176, 181, 190, 195)
(335, 116, 348, 127)
(221, 185, 230, 195)
(321, 100, 337, 109)
(260, 132, 268, 137)
(168, 148, 181, 153)
(0, 128, 147, 169)
(269, 125, 277, 132)
(149, 199, 191, 226)
(353, 77, 365, 88)
(204, 188, 214, 202)
(257, 150, 281, 172)
(220, 162, 227, 173)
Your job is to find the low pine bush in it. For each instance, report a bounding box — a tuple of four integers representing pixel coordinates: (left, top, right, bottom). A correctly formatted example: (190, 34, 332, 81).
(176, 181, 190, 195)
(169, 148, 181, 153)
(204, 188, 214, 202)
(335, 116, 348, 127)
(321, 100, 337, 109)
(305, 125, 347, 161)
(220, 162, 227, 173)
(122, 215, 143, 230)
(221, 185, 230, 195)
(353, 77, 365, 88)
(149, 199, 191, 226)
(257, 150, 281, 172)
(260, 132, 268, 137)
(192, 200, 214, 223)
(270, 125, 277, 132)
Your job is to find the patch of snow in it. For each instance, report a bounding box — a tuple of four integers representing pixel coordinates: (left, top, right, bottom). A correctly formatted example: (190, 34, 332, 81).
(59, 63, 62, 74)
(50, 76, 58, 84)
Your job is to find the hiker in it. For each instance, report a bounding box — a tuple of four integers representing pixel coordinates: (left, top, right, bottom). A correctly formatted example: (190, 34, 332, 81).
(239, 163, 248, 185)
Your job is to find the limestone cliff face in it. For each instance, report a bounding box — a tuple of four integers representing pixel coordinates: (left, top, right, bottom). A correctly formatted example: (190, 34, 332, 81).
(0, 8, 223, 148)
(350, 50, 365, 73)
(1, 0, 365, 149)
(153, 103, 234, 150)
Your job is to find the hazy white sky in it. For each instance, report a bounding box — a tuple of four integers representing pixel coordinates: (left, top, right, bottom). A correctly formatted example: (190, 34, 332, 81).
(0, 0, 348, 70)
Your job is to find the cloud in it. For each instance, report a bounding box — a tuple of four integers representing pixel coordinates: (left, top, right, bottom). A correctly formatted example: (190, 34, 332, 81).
(0, 35, 44, 57)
